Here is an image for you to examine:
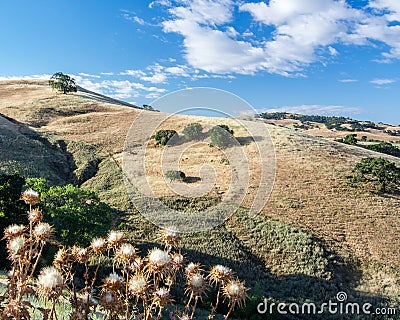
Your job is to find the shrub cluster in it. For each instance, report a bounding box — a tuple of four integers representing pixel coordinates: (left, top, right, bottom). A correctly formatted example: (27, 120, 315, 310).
(209, 125, 235, 148)
(155, 130, 177, 146)
(182, 123, 203, 140)
(347, 157, 400, 193)
(165, 170, 186, 181)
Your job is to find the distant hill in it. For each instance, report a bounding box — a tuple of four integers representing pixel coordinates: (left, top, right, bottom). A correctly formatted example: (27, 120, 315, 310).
(258, 111, 400, 143)
(1, 79, 399, 316)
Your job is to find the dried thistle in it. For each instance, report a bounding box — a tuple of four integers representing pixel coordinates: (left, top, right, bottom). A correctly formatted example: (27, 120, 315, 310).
(185, 262, 201, 276)
(102, 272, 124, 292)
(71, 246, 90, 264)
(171, 253, 185, 270)
(53, 247, 71, 269)
(20, 189, 40, 205)
(147, 248, 171, 276)
(28, 208, 43, 223)
(91, 237, 107, 254)
(186, 273, 208, 298)
(114, 243, 137, 265)
(223, 279, 248, 308)
(161, 227, 181, 249)
(107, 230, 124, 247)
(33, 222, 53, 241)
(37, 266, 64, 299)
(152, 287, 173, 307)
(128, 274, 148, 296)
(7, 235, 25, 258)
(4, 224, 26, 239)
(99, 290, 124, 315)
(208, 265, 234, 285)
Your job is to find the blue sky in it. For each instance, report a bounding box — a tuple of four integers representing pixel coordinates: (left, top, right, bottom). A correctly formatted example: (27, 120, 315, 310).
(0, 0, 399, 123)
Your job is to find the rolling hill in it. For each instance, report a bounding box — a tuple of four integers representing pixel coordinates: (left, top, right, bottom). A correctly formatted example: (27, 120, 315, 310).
(0, 79, 399, 318)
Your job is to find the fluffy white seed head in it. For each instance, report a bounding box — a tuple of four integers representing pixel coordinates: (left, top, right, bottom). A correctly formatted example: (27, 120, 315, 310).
(38, 267, 64, 290)
(121, 243, 136, 256)
(21, 189, 40, 205)
(5, 225, 25, 238)
(223, 279, 248, 307)
(91, 237, 107, 253)
(149, 248, 170, 267)
(8, 236, 25, 256)
(191, 274, 206, 288)
(107, 272, 123, 283)
(128, 275, 147, 295)
(33, 222, 53, 240)
(107, 231, 124, 246)
(215, 265, 232, 275)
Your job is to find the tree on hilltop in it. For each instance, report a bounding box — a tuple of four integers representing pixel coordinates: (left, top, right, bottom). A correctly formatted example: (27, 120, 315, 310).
(49, 72, 77, 94)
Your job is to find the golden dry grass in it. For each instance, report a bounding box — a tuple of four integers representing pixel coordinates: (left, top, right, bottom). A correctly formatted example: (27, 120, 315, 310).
(1, 79, 399, 301)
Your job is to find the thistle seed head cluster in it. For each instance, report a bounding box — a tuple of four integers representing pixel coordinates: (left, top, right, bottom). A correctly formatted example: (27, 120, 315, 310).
(3, 196, 248, 320)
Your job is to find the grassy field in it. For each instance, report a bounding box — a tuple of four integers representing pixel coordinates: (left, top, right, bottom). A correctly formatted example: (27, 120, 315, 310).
(0, 80, 399, 318)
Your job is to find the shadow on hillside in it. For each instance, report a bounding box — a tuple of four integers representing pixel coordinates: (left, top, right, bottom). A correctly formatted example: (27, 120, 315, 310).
(0, 114, 78, 185)
(132, 239, 388, 319)
(376, 190, 400, 199)
(184, 176, 201, 183)
(236, 135, 263, 145)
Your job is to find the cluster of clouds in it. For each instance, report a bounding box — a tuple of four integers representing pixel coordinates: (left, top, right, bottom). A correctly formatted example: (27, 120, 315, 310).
(145, 0, 400, 76)
(261, 104, 361, 115)
(2, 1, 399, 108)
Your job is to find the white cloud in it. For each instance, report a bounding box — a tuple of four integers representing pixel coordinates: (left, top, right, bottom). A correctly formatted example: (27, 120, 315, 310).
(226, 26, 239, 38)
(163, 18, 265, 74)
(145, 92, 162, 99)
(339, 79, 358, 83)
(261, 104, 361, 115)
(369, 0, 400, 21)
(165, 66, 189, 76)
(0, 74, 51, 81)
(121, 10, 158, 27)
(141, 73, 167, 84)
(120, 69, 146, 77)
(133, 16, 146, 26)
(369, 78, 396, 85)
(73, 76, 166, 100)
(328, 46, 339, 56)
(149, 0, 171, 9)
(156, 0, 400, 76)
(100, 72, 114, 75)
(79, 73, 100, 78)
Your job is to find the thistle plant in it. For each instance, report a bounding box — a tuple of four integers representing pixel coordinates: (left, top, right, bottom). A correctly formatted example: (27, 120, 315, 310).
(0, 191, 248, 320)
(1, 190, 60, 319)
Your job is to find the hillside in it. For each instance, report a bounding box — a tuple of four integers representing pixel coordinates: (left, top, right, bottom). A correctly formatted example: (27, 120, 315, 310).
(259, 112, 400, 143)
(1, 80, 399, 317)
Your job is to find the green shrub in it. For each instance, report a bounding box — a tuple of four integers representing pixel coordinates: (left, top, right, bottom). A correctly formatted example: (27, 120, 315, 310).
(155, 129, 178, 146)
(343, 134, 358, 145)
(40, 184, 112, 247)
(209, 125, 235, 148)
(165, 170, 186, 181)
(183, 123, 203, 140)
(347, 157, 400, 193)
(364, 141, 400, 157)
